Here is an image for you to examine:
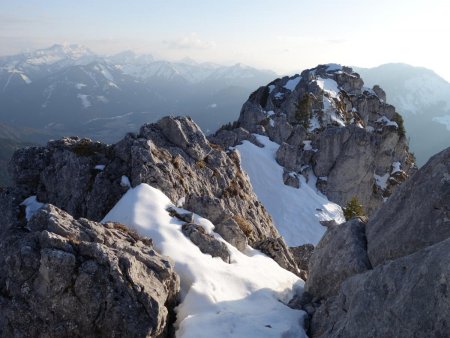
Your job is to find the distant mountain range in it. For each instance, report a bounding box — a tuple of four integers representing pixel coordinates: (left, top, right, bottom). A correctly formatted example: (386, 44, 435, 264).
(0, 44, 276, 142)
(355, 63, 450, 166)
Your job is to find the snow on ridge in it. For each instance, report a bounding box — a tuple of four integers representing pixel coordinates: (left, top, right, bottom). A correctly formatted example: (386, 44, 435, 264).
(325, 63, 342, 72)
(21, 196, 44, 221)
(376, 116, 398, 128)
(237, 135, 345, 246)
(283, 75, 301, 91)
(102, 184, 307, 338)
(316, 77, 340, 98)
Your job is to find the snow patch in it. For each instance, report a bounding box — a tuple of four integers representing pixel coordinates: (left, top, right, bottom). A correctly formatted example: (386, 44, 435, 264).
(374, 173, 390, 190)
(303, 140, 313, 151)
(20, 73, 32, 84)
(95, 164, 105, 171)
(120, 175, 131, 188)
(308, 115, 321, 132)
(316, 77, 340, 98)
(376, 116, 398, 128)
(21, 196, 44, 221)
(391, 162, 401, 174)
(77, 94, 91, 108)
(237, 135, 345, 246)
(284, 76, 301, 91)
(102, 184, 307, 338)
(75, 83, 86, 89)
(326, 63, 342, 72)
(268, 84, 276, 93)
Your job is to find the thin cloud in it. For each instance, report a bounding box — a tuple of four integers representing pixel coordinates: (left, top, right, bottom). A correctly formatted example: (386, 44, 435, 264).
(164, 33, 215, 50)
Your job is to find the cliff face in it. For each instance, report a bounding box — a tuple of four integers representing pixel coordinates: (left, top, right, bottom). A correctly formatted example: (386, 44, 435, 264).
(301, 147, 450, 338)
(211, 64, 416, 215)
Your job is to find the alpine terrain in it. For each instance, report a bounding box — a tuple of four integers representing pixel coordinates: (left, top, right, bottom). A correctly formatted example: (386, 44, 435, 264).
(0, 64, 448, 338)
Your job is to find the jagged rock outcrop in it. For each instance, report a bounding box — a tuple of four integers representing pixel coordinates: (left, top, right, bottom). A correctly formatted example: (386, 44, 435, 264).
(0, 200, 179, 338)
(210, 64, 415, 215)
(304, 217, 371, 299)
(302, 147, 450, 338)
(9, 116, 300, 275)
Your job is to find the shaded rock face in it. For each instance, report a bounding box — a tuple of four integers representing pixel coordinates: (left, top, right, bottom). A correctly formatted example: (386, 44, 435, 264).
(310, 237, 450, 338)
(0, 203, 179, 338)
(304, 147, 450, 338)
(210, 64, 415, 216)
(290, 244, 314, 280)
(9, 116, 298, 274)
(305, 218, 371, 300)
(367, 147, 450, 267)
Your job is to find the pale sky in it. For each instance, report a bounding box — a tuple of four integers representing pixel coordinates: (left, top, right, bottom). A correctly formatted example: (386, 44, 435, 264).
(1, 0, 450, 80)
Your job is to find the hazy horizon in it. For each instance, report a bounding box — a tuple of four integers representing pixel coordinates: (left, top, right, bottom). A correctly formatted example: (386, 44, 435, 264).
(1, 0, 450, 81)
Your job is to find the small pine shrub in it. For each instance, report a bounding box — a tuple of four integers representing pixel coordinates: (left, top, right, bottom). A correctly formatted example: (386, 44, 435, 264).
(343, 196, 366, 221)
(392, 112, 406, 138)
(295, 94, 312, 129)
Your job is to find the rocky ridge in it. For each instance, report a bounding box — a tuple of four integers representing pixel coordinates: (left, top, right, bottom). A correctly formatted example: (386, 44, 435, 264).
(1, 115, 311, 336)
(300, 147, 450, 337)
(210, 64, 416, 215)
(8, 116, 300, 275)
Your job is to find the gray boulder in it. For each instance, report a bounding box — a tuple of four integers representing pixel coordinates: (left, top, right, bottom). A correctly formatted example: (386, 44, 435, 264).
(156, 116, 211, 161)
(254, 237, 299, 276)
(367, 147, 450, 267)
(182, 223, 230, 263)
(0, 204, 179, 338)
(283, 170, 300, 189)
(310, 237, 450, 338)
(305, 217, 371, 300)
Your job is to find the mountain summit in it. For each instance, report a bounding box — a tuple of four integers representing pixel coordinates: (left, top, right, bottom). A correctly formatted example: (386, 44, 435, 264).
(211, 64, 416, 216)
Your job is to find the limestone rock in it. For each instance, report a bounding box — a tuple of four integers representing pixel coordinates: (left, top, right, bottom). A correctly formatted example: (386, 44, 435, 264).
(182, 223, 230, 263)
(282, 170, 300, 189)
(0, 204, 179, 338)
(305, 218, 371, 300)
(254, 237, 299, 276)
(290, 244, 314, 274)
(309, 237, 450, 338)
(156, 116, 211, 161)
(367, 147, 450, 267)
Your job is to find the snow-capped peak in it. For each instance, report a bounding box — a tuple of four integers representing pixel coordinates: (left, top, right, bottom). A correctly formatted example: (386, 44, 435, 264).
(26, 43, 94, 65)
